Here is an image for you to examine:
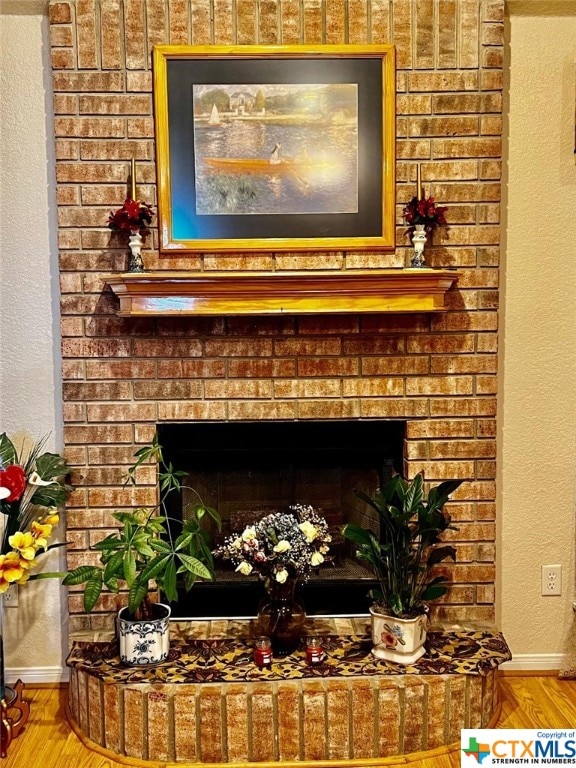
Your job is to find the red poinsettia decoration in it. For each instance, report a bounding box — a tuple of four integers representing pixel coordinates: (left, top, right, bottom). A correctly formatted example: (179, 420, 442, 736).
(403, 195, 448, 235)
(108, 198, 154, 239)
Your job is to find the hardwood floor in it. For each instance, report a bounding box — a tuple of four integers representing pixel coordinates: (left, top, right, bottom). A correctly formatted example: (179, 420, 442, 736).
(3, 676, 576, 768)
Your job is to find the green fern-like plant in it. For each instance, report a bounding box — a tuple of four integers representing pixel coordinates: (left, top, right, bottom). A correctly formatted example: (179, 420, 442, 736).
(63, 436, 220, 620)
(343, 473, 463, 618)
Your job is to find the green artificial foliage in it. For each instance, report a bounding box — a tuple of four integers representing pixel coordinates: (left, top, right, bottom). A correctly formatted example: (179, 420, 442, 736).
(343, 473, 463, 618)
(64, 436, 219, 620)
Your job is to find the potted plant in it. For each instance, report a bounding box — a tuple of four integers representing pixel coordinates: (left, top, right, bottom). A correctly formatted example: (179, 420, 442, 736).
(343, 472, 463, 664)
(64, 437, 220, 665)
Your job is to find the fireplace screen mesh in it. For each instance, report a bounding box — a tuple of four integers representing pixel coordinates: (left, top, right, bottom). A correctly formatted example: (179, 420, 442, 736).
(158, 420, 404, 617)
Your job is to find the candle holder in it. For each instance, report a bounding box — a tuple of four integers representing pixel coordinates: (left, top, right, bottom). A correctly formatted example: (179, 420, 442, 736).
(403, 174, 448, 268)
(305, 636, 325, 665)
(254, 636, 273, 667)
(128, 230, 145, 272)
(410, 225, 428, 268)
(107, 159, 154, 272)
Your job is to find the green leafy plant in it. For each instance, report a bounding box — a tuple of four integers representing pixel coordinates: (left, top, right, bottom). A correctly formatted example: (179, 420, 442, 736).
(343, 473, 463, 618)
(63, 437, 220, 620)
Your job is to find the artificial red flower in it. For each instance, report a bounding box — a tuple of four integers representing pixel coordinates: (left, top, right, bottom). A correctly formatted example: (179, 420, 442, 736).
(403, 195, 448, 234)
(0, 465, 27, 502)
(108, 198, 154, 238)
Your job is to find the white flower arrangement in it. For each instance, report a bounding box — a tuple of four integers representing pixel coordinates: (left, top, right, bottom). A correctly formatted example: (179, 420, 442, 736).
(213, 504, 331, 585)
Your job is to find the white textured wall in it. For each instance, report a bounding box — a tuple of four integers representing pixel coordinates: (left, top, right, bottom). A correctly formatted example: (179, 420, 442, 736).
(0, 1, 67, 681)
(499, 1, 576, 665)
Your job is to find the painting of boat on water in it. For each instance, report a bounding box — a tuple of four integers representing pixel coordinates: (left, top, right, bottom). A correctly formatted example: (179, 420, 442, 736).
(192, 83, 358, 216)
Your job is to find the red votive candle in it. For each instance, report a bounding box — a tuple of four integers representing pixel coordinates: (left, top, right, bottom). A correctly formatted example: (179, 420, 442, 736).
(254, 636, 273, 667)
(306, 636, 325, 665)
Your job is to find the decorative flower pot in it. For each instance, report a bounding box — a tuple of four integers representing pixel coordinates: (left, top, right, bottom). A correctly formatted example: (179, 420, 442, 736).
(117, 603, 171, 665)
(410, 224, 427, 268)
(369, 606, 427, 665)
(257, 578, 305, 657)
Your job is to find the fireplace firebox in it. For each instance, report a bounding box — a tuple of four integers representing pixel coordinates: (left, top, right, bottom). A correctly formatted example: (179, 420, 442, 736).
(157, 420, 405, 617)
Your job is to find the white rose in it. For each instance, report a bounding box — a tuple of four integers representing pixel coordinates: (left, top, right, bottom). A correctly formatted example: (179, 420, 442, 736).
(232, 537, 242, 550)
(298, 521, 318, 543)
(273, 540, 291, 553)
(275, 569, 289, 584)
(311, 552, 324, 566)
(235, 561, 253, 576)
(242, 526, 257, 542)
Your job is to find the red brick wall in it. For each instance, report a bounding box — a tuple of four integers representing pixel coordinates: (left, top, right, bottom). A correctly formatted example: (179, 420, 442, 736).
(50, 0, 503, 632)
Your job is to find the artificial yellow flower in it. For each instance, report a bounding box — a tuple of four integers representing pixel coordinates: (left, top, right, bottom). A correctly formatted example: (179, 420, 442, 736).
(311, 551, 324, 566)
(241, 526, 257, 543)
(31, 521, 52, 550)
(44, 507, 60, 526)
(298, 520, 318, 543)
(0, 551, 29, 586)
(16, 568, 32, 586)
(8, 531, 36, 560)
(275, 568, 289, 584)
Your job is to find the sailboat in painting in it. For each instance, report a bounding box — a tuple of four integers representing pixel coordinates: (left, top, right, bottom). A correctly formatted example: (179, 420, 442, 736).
(208, 104, 221, 126)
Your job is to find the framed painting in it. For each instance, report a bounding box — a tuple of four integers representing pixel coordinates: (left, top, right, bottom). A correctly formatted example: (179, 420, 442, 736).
(152, 44, 396, 253)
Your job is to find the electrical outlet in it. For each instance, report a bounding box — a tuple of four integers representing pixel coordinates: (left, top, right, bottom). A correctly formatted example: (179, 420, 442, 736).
(4, 584, 19, 606)
(541, 564, 562, 596)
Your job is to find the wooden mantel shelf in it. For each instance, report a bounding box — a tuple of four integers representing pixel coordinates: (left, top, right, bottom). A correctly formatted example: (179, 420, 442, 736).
(106, 269, 461, 316)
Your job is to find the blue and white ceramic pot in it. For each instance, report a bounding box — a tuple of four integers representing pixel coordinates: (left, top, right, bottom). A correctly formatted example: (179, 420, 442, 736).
(117, 603, 171, 665)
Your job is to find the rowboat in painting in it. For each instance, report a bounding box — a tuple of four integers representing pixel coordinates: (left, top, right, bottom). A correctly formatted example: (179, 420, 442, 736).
(202, 157, 334, 174)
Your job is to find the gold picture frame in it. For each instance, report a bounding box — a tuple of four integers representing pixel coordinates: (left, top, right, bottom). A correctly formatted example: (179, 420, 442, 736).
(153, 44, 396, 254)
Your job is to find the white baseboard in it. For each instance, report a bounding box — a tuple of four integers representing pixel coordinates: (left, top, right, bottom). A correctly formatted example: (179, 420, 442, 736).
(5, 666, 69, 685)
(501, 653, 565, 672)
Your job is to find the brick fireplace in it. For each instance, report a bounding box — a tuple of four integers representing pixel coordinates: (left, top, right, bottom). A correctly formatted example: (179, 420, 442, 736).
(51, 0, 502, 636)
